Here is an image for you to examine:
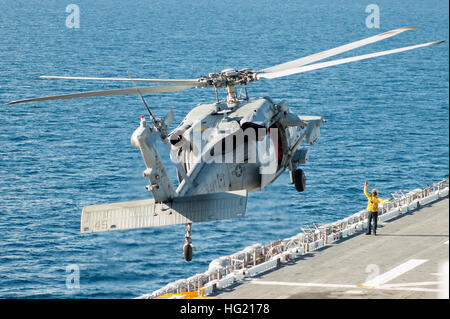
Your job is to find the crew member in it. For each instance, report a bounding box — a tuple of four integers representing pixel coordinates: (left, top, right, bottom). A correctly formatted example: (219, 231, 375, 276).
(364, 180, 393, 235)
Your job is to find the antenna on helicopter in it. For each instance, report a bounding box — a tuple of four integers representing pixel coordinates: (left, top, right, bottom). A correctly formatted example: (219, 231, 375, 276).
(126, 70, 175, 141)
(126, 70, 158, 128)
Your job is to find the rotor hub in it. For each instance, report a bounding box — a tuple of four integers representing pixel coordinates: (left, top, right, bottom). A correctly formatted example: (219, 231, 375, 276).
(198, 69, 256, 104)
(199, 69, 256, 88)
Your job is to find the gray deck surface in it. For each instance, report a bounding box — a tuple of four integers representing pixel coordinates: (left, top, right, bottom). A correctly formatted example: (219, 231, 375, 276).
(214, 198, 449, 299)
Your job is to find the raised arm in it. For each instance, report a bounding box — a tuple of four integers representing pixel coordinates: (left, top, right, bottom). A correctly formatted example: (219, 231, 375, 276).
(364, 180, 370, 198)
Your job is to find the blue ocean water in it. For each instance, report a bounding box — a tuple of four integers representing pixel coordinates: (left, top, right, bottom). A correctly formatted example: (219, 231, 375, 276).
(0, 0, 448, 298)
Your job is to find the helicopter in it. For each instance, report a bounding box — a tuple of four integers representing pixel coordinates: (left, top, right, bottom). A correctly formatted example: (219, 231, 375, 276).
(7, 26, 443, 261)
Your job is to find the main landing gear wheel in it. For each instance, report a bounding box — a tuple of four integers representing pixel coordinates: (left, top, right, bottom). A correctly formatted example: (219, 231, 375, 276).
(294, 168, 306, 192)
(183, 223, 193, 262)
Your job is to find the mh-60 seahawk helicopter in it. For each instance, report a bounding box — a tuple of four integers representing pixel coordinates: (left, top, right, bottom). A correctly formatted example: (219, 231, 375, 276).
(8, 26, 442, 261)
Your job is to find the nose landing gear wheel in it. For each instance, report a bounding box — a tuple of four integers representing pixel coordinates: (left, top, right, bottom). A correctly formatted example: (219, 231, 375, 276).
(183, 223, 193, 262)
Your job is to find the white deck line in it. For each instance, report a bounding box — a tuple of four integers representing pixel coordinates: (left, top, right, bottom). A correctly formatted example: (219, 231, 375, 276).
(362, 259, 428, 287)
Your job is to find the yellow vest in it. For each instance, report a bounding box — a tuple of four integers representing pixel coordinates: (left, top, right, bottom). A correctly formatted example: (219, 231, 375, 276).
(364, 184, 388, 212)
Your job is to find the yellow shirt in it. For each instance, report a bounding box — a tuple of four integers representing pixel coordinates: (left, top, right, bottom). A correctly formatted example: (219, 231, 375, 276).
(364, 184, 389, 212)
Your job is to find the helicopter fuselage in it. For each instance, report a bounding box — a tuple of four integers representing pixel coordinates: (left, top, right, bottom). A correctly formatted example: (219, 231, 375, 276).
(161, 97, 324, 198)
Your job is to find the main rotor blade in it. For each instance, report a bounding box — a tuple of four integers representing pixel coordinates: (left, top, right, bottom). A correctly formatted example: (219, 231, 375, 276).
(40, 75, 200, 85)
(258, 26, 418, 74)
(257, 40, 444, 80)
(6, 84, 196, 105)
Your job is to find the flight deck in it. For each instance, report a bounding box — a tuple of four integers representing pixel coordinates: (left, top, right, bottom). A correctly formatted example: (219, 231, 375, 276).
(213, 197, 449, 299)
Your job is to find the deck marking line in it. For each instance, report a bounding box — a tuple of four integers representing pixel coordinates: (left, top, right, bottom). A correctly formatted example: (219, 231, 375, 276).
(248, 280, 442, 293)
(356, 285, 376, 289)
(381, 281, 443, 288)
(380, 287, 442, 293)
(248, 280, 356, 289)
(362, 259, 428, 287)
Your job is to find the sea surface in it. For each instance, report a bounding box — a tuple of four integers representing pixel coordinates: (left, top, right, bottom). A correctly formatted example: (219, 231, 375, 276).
(0, 0, 448, 298)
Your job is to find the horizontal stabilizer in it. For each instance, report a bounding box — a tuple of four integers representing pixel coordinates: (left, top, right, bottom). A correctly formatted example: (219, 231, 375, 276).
(80, 190, 247, 233)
